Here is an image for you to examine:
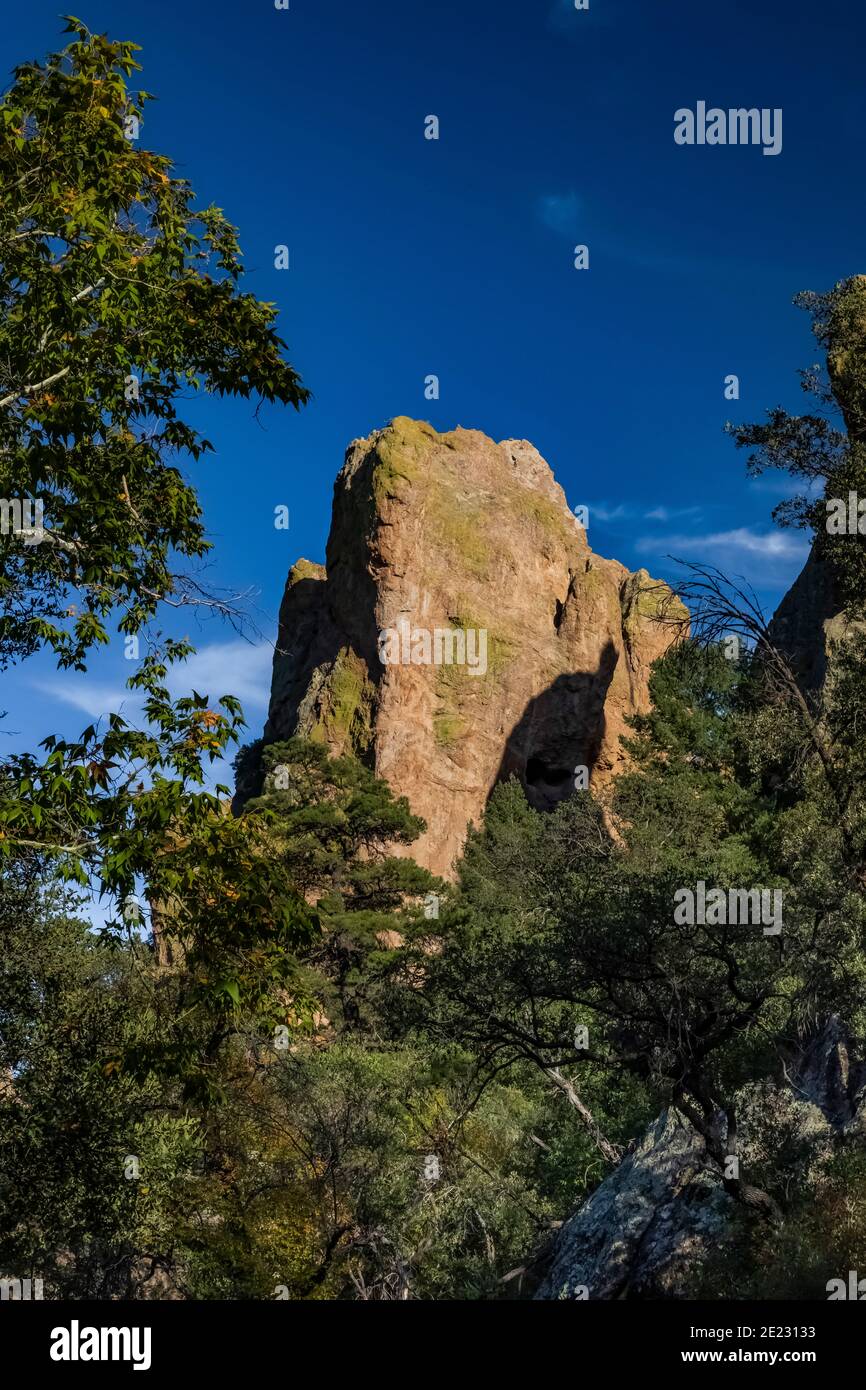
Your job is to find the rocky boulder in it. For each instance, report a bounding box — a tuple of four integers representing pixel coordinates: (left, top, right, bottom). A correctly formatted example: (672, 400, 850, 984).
(535, 1018, 865, 1300)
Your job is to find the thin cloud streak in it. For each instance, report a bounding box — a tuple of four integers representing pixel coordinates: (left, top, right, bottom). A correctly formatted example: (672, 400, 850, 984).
(32, 640, 275, 726)
(31, 679, 131, 721)
(634, 526, 810, 588)
(635, 527, 808, 560)
(586, 502, 703, 524)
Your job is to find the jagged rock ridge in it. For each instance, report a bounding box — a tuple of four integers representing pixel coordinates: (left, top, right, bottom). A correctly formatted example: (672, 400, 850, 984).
(261, 418, 683, 877)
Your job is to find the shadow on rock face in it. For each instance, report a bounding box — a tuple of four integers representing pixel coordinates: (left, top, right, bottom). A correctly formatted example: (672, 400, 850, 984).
(493, 639, 618, 811)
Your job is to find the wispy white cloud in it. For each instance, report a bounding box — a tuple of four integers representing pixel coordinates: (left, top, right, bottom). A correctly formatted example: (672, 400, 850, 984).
(748, 475, 825, 499)
(30, 678, 132, 721)
(643, 505, 702, 523)
(634, 527, 810, 584)
(582, 502, 703, 525)
(32, 639, 275, 726)
(587, 501, 630, 523)
(636, 527, 808, 560)
(167, 640, 273, 712)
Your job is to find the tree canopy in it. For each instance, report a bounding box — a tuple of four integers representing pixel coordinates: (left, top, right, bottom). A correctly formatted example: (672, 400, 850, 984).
(0, 17, 308, 668)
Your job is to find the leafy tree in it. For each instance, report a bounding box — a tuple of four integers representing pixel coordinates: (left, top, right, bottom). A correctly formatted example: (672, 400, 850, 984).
(0, 860, 202, 1297)
(0, 17, 308, 668)
(169, 1033, 608, 1301)
(0, 15, 313, 1093)
(240, 737, 441, 1034)
(0, 650, 317, 1096)
(726, 275, 866, 612)
(698, 1142, 866, 1300)
(415, 640, 866, 1222)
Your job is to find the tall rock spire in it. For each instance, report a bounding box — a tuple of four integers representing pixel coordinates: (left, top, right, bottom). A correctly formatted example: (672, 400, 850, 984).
(257, 418, 684, 877)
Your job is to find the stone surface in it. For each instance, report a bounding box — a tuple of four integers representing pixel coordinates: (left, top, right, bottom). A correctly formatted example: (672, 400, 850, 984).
(535, 1018, 864, 1300)
(536, 1107, 733, 1300)
(262, 418, 684, 877)
(769, 275, 866, 688)
(769, 546, 844, 690)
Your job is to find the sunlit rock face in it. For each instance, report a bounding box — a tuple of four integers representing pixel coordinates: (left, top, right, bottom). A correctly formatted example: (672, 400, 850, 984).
(261, 418, 682, 878)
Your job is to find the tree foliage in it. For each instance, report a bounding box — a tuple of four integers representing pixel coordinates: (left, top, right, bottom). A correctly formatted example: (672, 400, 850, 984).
(2, 24, 866, 1299)
(727, 275, 866, 610)
(0, 17, 308, 667)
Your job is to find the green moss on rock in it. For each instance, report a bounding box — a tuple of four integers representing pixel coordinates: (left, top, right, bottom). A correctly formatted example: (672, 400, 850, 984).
(371, 418, 437, 509)
(426, 488, 492, 578)
(443, 606, 516, 682)
(288, 557, 326, 587)
(507, 487, 570, 540)
(621, 570, 686, 647)
(312, 647, 376, 758)
(433, 711, 467, 747)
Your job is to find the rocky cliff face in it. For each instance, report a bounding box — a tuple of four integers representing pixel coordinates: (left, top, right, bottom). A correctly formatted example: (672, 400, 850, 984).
(769, 275, 866, 686)
(261, 418, 683, 877)
(769, 546, 846, 689)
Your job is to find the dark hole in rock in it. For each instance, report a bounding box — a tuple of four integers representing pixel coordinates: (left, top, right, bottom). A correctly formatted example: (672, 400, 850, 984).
(525, 755, 573, 788)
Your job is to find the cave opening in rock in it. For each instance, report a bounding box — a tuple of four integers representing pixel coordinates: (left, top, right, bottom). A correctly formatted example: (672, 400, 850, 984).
(525, 756, 578, 811)
(525, 755, 574, 791)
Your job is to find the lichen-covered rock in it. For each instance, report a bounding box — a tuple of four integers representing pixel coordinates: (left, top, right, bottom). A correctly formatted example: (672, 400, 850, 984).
(535, 1019, 865, 1301)
(263, 418, 684, 877)
(769, 546, 847, 690)
(536, 1107, 734, 1300)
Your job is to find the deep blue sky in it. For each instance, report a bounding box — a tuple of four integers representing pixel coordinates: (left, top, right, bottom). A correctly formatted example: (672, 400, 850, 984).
(4, 0, 865, 764)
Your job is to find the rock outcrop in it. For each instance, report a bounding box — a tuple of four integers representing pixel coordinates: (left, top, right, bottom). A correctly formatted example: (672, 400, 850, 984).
(769, 275, 866, 688)
(536, 1018, 866, 1300)
(536, 1107, 734, 1300)
(261, 418, 683, 877)
(769, 546, 842, 690)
